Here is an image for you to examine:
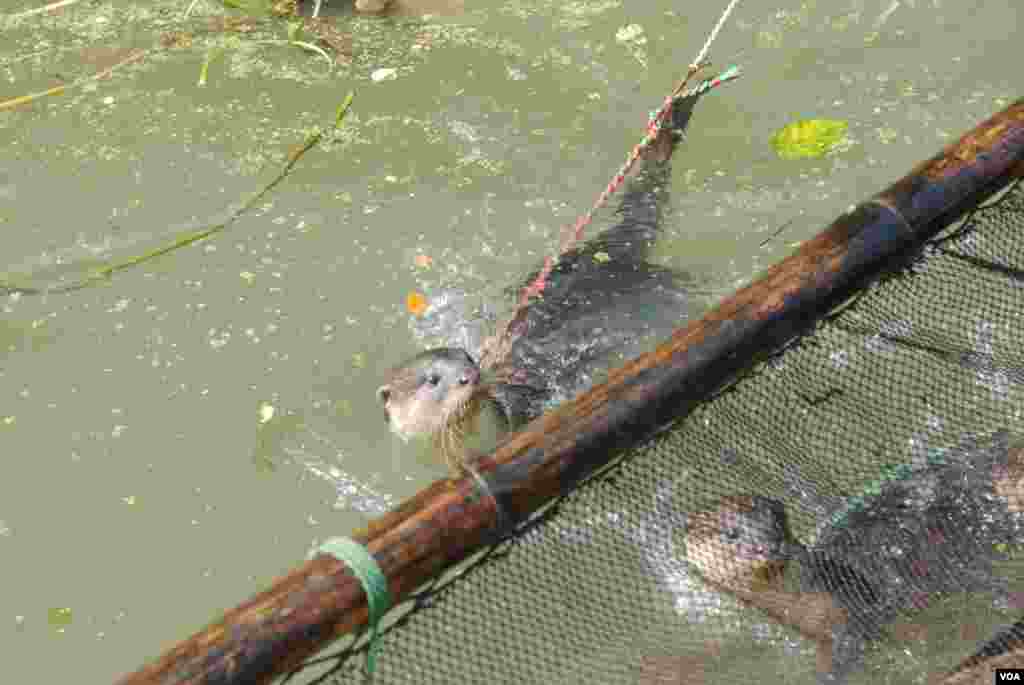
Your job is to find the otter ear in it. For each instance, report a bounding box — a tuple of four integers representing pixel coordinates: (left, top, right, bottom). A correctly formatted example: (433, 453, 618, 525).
(376, 385, 391, 405)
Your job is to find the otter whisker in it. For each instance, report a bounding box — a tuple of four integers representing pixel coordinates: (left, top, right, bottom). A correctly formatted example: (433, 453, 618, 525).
(430, 392, 477, 477)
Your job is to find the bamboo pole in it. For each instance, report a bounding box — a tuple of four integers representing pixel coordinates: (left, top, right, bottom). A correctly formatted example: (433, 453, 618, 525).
(116, 98, 1024, 685)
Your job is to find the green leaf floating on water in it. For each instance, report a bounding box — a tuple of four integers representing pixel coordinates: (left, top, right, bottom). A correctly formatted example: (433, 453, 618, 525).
(48, 607, 73, 632)
(771, 118, 849, 160)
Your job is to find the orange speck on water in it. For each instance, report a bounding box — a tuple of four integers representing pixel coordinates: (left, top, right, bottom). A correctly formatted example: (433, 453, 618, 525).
(406, 291, 429, 316)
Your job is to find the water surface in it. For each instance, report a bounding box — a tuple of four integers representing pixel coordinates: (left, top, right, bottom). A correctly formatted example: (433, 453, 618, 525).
(0, 0, 1019, 682)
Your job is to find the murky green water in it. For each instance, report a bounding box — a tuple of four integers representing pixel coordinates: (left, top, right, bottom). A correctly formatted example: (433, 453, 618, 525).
(0, 0, 1019, 682)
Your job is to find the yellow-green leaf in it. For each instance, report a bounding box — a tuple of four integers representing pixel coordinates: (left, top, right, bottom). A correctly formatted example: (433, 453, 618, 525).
(48, 607, 73, 632)
(771, 119, 849, 160)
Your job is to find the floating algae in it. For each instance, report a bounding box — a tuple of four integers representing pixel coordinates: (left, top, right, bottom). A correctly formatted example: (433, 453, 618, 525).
(770, 118, 849, 160)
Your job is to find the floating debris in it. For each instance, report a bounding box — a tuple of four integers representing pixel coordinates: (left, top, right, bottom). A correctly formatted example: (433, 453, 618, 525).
(371, 67, 398, 82)
(615, 24, 646, 45)
(406, 291, 429, 316)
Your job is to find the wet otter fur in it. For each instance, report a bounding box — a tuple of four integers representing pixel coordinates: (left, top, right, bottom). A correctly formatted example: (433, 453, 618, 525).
(378, 97, 699, 475)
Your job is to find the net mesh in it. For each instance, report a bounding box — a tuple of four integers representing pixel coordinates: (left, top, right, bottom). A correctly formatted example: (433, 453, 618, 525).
(299, 179, 1024, 685)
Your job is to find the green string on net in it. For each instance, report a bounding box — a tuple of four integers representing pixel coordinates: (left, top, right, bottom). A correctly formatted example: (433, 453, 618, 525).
(316, 537, 393, 676)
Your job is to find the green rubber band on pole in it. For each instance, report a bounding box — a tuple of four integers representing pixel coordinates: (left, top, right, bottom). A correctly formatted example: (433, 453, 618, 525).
(316, 537, 393, 676)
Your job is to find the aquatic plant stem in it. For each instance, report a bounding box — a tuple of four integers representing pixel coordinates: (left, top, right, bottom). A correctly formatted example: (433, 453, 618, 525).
(5, 0, 82, 21)
(94, 93, 355, 282)
(0, 48, 149, 112)
(1, 93, 355, 295)
(183, 0, 205, 20)
(197, 47, 225, 86)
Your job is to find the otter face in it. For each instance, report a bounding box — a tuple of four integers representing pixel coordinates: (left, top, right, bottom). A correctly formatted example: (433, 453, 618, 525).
(376, 347, 482, 442)
(685, 494, 791, 592)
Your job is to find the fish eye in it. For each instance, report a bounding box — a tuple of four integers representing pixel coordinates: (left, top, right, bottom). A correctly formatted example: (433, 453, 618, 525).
(427, 373, 442, 387)
(458, 375, 470, 386)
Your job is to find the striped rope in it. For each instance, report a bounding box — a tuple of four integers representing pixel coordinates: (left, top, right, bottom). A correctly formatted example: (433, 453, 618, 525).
(692, 0, 744, 69)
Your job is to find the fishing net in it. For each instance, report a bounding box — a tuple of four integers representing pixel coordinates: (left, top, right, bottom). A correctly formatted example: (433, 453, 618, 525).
(295, 179, 1024, 685)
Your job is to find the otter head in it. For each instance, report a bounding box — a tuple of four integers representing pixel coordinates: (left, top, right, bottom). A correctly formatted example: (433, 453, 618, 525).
(376, 347, 483, 445)
(685, 494, 792, 592)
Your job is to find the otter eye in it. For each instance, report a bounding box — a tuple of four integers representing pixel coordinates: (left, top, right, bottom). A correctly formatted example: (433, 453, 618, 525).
(427, 373, 441, 387)
(458, 375, 470, 386)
